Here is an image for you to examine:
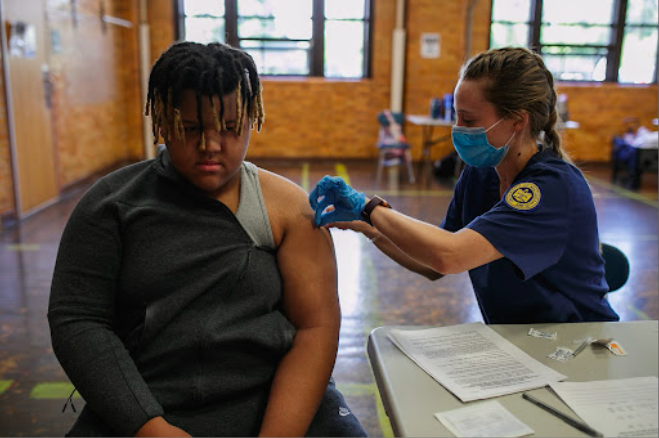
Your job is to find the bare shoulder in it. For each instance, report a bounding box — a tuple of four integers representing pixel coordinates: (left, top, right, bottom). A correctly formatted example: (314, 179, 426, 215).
(256, 167, 315, 245)
(257, 167, 310, 212)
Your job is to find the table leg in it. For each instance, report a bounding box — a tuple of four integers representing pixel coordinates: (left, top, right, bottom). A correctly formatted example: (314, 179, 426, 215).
(417, 125, 433, 183)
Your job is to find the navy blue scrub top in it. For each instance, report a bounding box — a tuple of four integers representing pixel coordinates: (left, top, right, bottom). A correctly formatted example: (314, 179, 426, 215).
(441, 148, 619, 324)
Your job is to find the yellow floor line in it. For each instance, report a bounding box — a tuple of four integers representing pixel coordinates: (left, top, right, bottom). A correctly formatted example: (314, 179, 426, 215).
(5, 244, 41, 251)
(624, 302, 652, 321)
(587, 176, 658, 208)
(602, 234, 658, 241)
(301, 162, 309, 192)
(335, 163, 351, 186)
(0, 380, 13, 395)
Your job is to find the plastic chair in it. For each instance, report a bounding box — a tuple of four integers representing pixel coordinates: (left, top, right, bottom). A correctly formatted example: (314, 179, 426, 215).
(601, 243, 630, 292)
(375, 111, 415, 184)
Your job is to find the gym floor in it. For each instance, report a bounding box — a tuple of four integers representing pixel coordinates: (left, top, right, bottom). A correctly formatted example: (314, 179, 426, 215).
(0, 158, 656, 437)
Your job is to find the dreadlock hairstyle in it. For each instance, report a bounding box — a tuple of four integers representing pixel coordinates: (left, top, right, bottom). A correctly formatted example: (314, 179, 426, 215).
(145, 41, 265, 150)
(459, 47, 570, 162)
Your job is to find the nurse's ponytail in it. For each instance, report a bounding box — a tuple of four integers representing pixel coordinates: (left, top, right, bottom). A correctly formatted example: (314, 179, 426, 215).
(459, 47, 571, 162)
(541, 63, 570, 161)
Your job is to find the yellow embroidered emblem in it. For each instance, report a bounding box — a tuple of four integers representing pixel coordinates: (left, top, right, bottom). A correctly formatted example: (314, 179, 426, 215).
(505, 182, 541, 211)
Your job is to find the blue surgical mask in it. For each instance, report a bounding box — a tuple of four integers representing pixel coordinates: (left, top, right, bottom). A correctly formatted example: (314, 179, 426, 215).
(451, 118, 515, 167)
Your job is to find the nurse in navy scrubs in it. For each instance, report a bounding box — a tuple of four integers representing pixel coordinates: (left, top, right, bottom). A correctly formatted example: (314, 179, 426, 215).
(309, 47, 619, 324)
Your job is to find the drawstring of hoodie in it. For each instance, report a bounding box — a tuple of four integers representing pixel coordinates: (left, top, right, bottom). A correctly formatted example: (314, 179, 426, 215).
(62, 388, 77, 413)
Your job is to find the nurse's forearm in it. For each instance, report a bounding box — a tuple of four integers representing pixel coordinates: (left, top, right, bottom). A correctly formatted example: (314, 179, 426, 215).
(369, 231, 443, 280)
(369, 205, 458, 274)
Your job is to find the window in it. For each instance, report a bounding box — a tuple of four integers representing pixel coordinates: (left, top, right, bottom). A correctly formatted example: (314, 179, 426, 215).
(177, 0, 372, 78)
(490, 0, 658, 84)
(180, 0, 226, 44)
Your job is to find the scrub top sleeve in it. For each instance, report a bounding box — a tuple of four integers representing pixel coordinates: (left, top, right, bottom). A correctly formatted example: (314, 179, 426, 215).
(467, 175, 570, 280)
(441, 167, 468, 232)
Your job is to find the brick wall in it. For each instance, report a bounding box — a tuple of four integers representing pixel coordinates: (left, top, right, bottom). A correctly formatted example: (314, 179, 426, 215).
(147, 0, 658, 163)
(402, 0, 493, 161)
(146, 0, 393, 159)
(146, 0, 394, 159)
(146, 1, 501, 162)
(79, 0, 659, 164)
(557, 84, 658, 161)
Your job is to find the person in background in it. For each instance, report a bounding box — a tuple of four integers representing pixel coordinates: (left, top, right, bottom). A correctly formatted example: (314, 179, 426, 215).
(48, 41, 366, 437)
(309, 47, 619, 324)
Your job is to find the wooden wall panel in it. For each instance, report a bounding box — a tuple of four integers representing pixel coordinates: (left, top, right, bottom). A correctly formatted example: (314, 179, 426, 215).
(2, 0, 60, 217)
(47, 0, 142, 189)
(0, 50, 14, 220)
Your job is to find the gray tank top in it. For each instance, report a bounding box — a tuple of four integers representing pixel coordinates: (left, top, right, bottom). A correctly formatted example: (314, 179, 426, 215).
(235, 161, 276, 249)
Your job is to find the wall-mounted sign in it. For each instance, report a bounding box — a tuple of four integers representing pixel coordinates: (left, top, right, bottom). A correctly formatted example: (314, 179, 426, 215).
(7, 21, 36, 59)
(420, 33, 440, 59)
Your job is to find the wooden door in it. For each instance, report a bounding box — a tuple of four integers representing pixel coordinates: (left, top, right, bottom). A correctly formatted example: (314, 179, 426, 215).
(2, 0, 58, 216)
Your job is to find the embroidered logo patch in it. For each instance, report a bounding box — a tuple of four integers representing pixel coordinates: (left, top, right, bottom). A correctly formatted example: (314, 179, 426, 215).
(505, 182, 541, 211)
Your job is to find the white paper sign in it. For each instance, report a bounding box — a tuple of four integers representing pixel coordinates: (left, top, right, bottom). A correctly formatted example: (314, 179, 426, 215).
(421, 33, 441, 59)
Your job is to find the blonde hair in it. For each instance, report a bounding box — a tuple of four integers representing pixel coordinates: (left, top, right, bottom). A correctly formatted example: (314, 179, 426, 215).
(145, 42, 265, 150)
(460, 47, 569, 161)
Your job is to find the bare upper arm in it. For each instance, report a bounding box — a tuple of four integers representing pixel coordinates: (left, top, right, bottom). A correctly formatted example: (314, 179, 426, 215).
(258, 169, 340, 330)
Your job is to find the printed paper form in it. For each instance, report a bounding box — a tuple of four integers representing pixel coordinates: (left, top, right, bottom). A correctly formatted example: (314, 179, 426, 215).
(388, 322, 566, 402)
(435, 400, 534, 437)
(550, 376, 658, 437)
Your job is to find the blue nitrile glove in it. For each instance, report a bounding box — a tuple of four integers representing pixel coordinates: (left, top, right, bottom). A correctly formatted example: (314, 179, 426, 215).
(309, 176, 366, 227)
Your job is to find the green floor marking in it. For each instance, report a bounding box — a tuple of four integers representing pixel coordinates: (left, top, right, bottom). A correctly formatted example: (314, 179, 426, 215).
(5, 244, 41, 251)
(587, 176, 658, 208)
(0, 380, 13, 395)
(336, 383, 394, 437)
(374, 387, 394, 438)
(623, 302, 652, 320)
(30, 382, 81, 399)
(601, 234, 657, 241)
(335, 163, 351, 186)
(301, 162, 310, 192)
(374, 189, 454, 197)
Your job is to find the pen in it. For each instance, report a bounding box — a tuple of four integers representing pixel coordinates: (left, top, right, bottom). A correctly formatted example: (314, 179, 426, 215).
(571, 338, 591, 358)
(522, 393, 603, 437)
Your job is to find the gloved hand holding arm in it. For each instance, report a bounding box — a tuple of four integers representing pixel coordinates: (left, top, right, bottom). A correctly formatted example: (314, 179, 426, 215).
(308, 176, 366, 226)
(308, 176, 442, 279)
